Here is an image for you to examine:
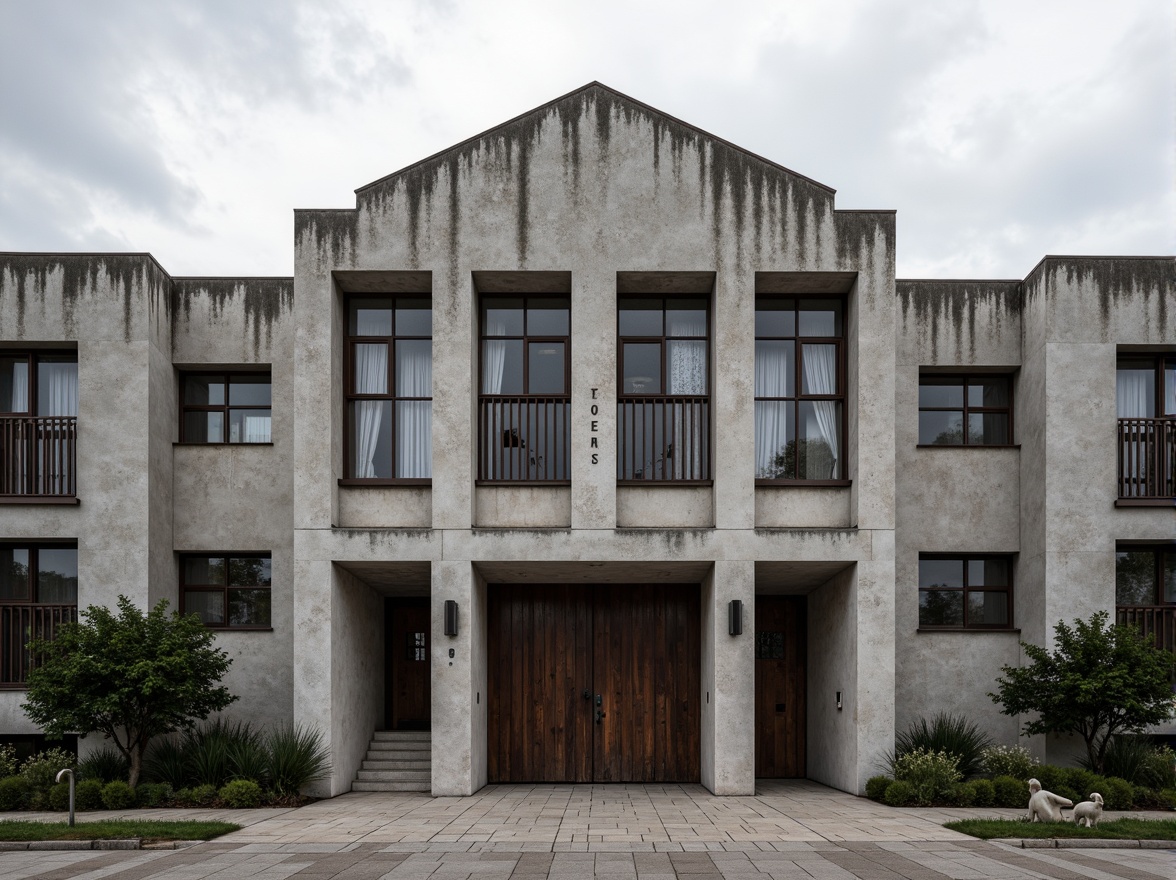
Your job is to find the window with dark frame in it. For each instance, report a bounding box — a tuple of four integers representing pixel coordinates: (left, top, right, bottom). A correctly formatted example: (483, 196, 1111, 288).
(1116, 354, 1175, 501)
(1117, 354, 1176, 420)
(345, 296, 432, 481)
(0, 352, 79, 498)
(478, 296, 570, 482)
(754, 298, 844, 481)
(918, 555, 1013, 629)
(181, 373, 272, 443)
(918, 375, 1012, 446)
(180, 554, 271, 628)
(1115, 546, 1176, 606)
(0, 543, 78, 687)
(617, 296, 710, 482)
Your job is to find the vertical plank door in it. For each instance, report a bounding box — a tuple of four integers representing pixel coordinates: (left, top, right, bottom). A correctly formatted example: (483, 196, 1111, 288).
(754, 596, 806, 777)
(387, 598, 431, 730)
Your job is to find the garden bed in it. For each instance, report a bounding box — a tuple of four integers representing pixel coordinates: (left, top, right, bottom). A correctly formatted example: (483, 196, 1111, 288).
(0, 819, 240, 842)
(944, 817, 1176, 840)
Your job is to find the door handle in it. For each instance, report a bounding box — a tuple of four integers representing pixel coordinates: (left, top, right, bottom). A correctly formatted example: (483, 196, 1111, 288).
(583, 690, 591, 701)
(596, 708, 606, 724)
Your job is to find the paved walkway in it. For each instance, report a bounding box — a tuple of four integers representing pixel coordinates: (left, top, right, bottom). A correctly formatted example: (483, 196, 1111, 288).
(0, 782, 1172, 879)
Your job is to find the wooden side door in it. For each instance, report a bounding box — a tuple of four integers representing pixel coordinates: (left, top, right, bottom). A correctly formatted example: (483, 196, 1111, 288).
(487, 585, 592, 782)
(387, 598, 431, 730)
(754, 596, 806, 777)
(593, 584, 700, 783)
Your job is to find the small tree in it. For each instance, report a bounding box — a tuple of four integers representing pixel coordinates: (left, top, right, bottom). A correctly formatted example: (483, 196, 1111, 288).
(989, 611, 1175, 774)
(23, 596, 237, 787)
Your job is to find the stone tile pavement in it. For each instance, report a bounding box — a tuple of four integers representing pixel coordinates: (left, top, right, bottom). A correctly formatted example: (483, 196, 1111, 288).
(0, 781, 1172, 879)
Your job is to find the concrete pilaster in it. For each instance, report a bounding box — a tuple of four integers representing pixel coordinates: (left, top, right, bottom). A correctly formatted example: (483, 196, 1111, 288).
(701, 560, 755, 795)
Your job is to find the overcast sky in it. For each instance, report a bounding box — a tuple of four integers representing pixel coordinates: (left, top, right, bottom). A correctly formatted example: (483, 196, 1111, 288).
(1, 0, 1172, 279)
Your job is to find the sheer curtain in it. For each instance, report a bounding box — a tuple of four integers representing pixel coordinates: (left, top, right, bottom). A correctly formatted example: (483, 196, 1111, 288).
(6, 363, 28, 412)
(481, 319, 508, 478)
(667, 313, 706, 479)
(354, 314, 389, 478)
(396, 341, 432, 478)
(1116, 370, 1153, 418)
(40, 362, 77, 416)
(243, 416, 270, 444)
(754, 342, 789, 478)
(801, 345, 839, 479)
(1117, 368, 1154, 495)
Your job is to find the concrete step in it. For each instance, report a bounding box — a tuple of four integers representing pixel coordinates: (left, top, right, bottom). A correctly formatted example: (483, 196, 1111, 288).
(352, 780, 431, 792)
(368, 740, 431, 752)
(362, 758, 431, 771)
(356, 769, 432, 782)
(372, 730, 431, 741)
(365, 749, 431, 761)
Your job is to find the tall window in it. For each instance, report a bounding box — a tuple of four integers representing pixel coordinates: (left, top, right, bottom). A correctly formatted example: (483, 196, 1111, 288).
(479, 296, 570, 481)
(754, 299, 842, 481)
(1117, 355, 1176, 419)
(918, 376, 1012, 445)
(618, 297, 709, 481)
(918, 555, 1012, 629)
(0, 543, 78, 686)
(345, 297, 432, 480)
(1117, 354, 1175, 500)
(181, 373, 271, 443)
(181, 554, 271, 628)
(0, 352, 78, 497)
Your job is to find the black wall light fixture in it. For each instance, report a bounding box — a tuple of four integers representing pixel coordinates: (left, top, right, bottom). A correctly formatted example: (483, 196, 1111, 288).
(728, 599, 743, 636)
(444, 600, 459, 637)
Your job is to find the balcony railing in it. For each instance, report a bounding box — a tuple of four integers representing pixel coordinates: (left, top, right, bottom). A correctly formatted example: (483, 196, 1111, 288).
(617, 396, 710, 482)
(0, 416, 77, 498)
(478, 397, 570, 482)
(1117, 605, 1176, 654)
(0, 603, 77, 687)
(1118, 418, 1174, 500)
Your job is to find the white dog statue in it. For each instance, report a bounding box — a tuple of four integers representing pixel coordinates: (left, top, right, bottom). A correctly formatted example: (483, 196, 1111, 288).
(1071, 793, 1104, 827)
(1025, 778, 1073, 822)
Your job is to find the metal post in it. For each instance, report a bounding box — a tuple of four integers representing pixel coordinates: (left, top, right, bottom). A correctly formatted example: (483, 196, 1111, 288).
(55, 769, 74, 827)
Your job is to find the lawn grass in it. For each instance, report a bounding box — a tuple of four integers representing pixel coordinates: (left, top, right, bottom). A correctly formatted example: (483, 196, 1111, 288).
(0, 819, 240, 842)
(945, 817, 1176, 840)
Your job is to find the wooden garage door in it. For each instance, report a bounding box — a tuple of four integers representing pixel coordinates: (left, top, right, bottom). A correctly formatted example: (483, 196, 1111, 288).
(754, 596, 806, 777)
(488, 584, 700, 783)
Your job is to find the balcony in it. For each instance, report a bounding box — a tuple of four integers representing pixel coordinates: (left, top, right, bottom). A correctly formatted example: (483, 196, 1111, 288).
(1117, 605, 1176, 654)
(1117, 418, 1175, 503)
(478, 397, 570, 483)
(617, 396, 710, 483)
(0, 416, 77, 501)
(0, 603, 77, 688)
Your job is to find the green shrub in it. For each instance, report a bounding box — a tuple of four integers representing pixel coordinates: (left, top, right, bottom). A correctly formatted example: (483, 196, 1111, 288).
(0, 745, 18, 778)
(135, 782, 172, 808)
(0, 775, 30, 810)
(100, 780, 136, 810)
(143, 737, 187, 789)
(183, 721, 234, 788)
(1085, 735, 1175, 787)
(48, 782, 71, 811)
(19, 747, 76, 792)
(882, 779, 916, 806)
(980, 744, 1038, 780)
(992, 775, 1024, 808)
(893, 714, 992, 779)
(27, 789, 49, 811)
(1063, 768, 1102, 799)
(219, 778, 262, 808)
(75, 778, 104, 811)
(227, 725, 269, 786)
(78, 747, 130, 785)
(1032, 764, 1064, 792)
(1137, 745, 1176, 791)
(970, 778, 995, 807)
(948, 782, 975, 807)
(1132, 784, 1165, 809)
(893, 748, 962, 806)
(1159, 788, 1176, 809)
(175, 783, 219, 807)
(266, 725, 330, 796)
(865, 775, 892, 801)
(1100, 776, 1134, 810)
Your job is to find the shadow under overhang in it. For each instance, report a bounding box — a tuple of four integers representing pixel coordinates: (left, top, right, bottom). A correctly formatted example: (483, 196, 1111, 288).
(476, 560, 713, 584)
(336, 561, 430, 595)
(756, 561, 855, 594)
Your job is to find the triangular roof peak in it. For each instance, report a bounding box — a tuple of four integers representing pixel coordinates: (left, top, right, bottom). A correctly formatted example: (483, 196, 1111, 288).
(356, 81, 834, 196)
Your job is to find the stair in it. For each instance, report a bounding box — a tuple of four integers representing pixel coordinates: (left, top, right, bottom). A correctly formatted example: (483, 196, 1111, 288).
(352, 730, 432, 792)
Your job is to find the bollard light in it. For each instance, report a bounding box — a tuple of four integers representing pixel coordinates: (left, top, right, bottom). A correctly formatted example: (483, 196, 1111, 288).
(55, 768, 75, 827)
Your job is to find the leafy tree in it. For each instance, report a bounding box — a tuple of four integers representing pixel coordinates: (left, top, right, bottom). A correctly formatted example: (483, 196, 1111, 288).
(22, 596, 237, 787)
(989, 611, 1175, 774)
(763, 438, 835, 480)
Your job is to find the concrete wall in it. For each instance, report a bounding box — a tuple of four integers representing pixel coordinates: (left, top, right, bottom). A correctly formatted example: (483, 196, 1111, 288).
(807, 566, 859, 789)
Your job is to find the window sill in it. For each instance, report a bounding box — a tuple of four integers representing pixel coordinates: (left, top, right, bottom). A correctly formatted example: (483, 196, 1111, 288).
(1115, 498, 1175, 507)
(755, 479, 851, 487)
(338, 479, 432, 487)
(617, 480, 714, 488)
(476, 481, 571, 487)
(915, 444, 1019, 449)
(917, 627, 1021, 634)
(174, 442, 275, 447)
(0, 495, 79, 505)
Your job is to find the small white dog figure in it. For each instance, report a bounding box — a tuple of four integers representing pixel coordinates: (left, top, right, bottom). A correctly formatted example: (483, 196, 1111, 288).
(1026, 778, 1073, 822)
(1071, 793, 1104, 827)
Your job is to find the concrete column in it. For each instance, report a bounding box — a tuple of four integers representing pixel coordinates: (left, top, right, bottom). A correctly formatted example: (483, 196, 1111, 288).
(291, 268, 336, 530)
(431, 561, 487, 795)
(712, 268, 755, 530)
(853, 550, 895, 794)
(431, 273, 475, 530)
(701, 560, 755, 794)
(570, 267, 616, 529)
(292, 557, 334, 797)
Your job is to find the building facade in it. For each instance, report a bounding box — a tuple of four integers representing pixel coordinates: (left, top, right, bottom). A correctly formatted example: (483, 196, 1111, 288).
(0, 83, 1172, 798)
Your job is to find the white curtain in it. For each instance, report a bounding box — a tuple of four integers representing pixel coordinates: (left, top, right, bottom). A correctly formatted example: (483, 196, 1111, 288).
(802, 345, 839, 479)
(754, 342, 790, 478)
(396, 341, 432, 478)
(353, 322, 388, 477)
(481, 319, 507, 477)
(40, 362, 77, 416)
(1164, 365, 1175, 416)
(7, 362, 28, 412)
(243, 416, 271, 443)
(667, 314, 706, 478)
(1116, 370, 1153, 418)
